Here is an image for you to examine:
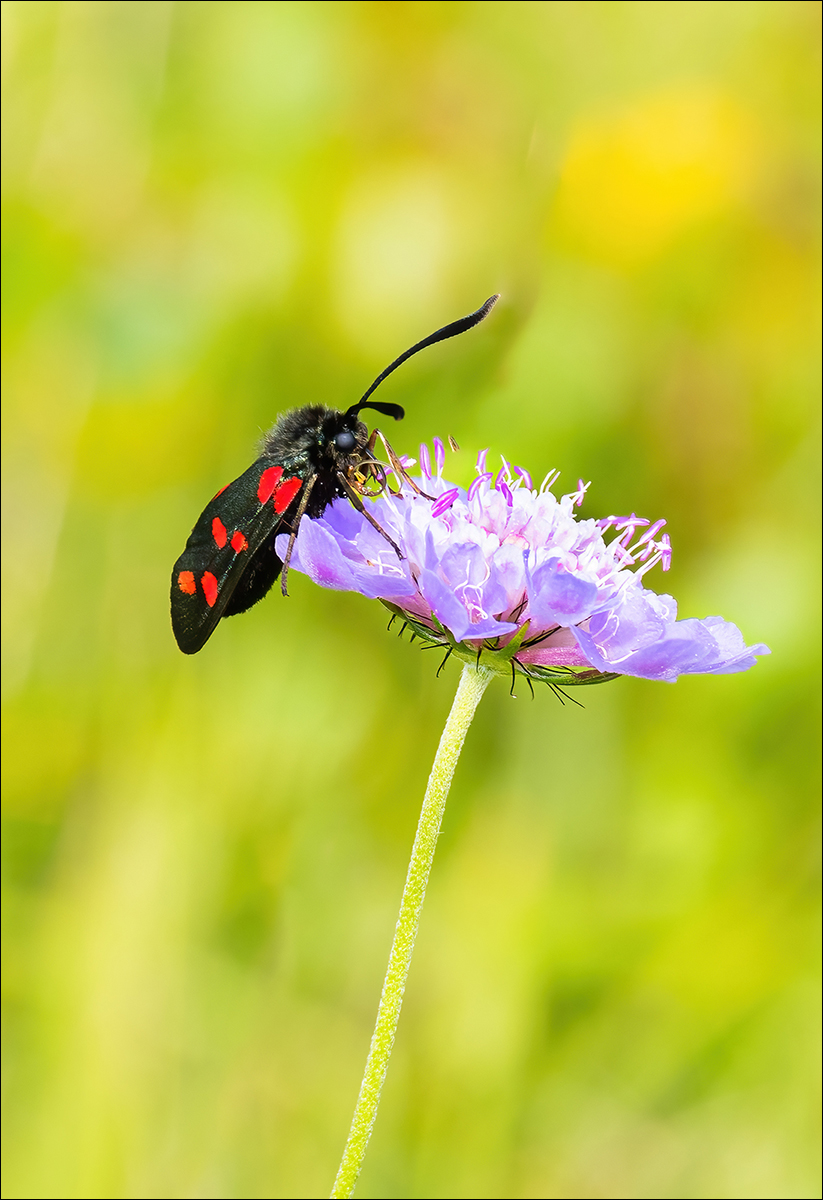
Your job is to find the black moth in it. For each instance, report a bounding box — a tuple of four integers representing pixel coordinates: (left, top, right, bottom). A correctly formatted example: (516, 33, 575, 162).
(171, 295, 499, 654)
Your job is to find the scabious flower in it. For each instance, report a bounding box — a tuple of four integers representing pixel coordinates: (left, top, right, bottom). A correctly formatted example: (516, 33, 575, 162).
(276, 439, 769, 688)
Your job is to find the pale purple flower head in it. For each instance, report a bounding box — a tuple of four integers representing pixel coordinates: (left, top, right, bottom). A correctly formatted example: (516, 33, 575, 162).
(276, 443, 769, 687)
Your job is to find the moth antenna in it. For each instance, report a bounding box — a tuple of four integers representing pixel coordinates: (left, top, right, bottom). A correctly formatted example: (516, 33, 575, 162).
(348, 295, 500, 420)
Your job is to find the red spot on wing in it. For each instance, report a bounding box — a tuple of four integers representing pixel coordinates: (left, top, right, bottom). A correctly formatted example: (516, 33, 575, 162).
(258, 465, 283, 504)
(212, 517, 227, 548)
(231, 530, 248, 553)
(201, 572, 218, 607)
(273, 476, 302, 513)
(212, 484, 229, 500)
(178, 571, 196, 595)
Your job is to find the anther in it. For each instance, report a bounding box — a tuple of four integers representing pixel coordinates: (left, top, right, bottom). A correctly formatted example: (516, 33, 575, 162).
(468, 473, 492, 502)
(431, 488, 460, 517)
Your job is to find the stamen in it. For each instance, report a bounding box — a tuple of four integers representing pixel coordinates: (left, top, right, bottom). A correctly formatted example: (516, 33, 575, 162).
(611, 542, 636, 566)
(468, 472, 493, 501)
(636, 550, 663, 578)
(431, 488, 460, 517)
(513, 466, 533, 490)
(635, 518, 666, 547)
(615, 513, 650, 533)
(433, 437, 445, 476)
(561, 479, 591, 508)
(476, 448, 488, 474)
(419, 442, 432, 481)
(498, 478, 514, 507)
(659, 533, 672, 571)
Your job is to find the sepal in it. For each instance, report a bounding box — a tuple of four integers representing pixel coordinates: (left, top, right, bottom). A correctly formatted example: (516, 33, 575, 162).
(382, 603, 620, 687)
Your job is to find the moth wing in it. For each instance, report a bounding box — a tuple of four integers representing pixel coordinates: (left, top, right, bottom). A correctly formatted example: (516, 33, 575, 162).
(171, 457, 305, 654)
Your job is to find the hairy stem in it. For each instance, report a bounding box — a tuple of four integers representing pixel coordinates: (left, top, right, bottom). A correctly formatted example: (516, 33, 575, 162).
(330, 663, 495, 1198)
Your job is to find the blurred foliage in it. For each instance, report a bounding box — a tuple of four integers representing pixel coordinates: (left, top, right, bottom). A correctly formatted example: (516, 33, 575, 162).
(1, 3, 820, 1198)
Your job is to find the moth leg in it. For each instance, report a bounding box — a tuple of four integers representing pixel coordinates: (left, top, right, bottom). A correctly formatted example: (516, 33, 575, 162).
(371, 431, 394, 490)
(355, 430, 390, 493)
(375, 430, 435, 499)
(336, 471, 404, 558)
(280, 474, 317, 596)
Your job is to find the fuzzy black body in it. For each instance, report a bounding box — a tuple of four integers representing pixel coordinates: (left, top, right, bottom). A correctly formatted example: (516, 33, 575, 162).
(262, 405, 369, 516)
(171, 406, 369, 655)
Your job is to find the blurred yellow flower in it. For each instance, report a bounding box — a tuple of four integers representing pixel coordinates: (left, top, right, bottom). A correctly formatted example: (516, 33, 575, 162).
(553, 88, 757, 266)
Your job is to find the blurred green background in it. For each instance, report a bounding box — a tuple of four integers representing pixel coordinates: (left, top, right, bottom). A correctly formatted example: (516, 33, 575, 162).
(2, 3, 820, 1197)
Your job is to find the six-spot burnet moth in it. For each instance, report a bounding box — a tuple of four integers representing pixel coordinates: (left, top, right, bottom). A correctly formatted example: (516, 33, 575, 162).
(170, 295, 499, 654)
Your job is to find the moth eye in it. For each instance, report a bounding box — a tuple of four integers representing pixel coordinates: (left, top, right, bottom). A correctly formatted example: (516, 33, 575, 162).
(335, 429, 357, 452)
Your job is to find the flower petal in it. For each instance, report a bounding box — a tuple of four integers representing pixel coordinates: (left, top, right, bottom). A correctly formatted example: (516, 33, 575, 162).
(525, 554, 600, 626)
(276, 518, 359, 591)
(573, 614, 770, 682)
(418, 568, 517, 642)
(277, 515, 416, 599)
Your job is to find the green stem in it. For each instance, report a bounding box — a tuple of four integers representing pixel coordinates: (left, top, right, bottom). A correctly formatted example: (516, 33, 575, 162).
(330, 663, 495, 1198)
